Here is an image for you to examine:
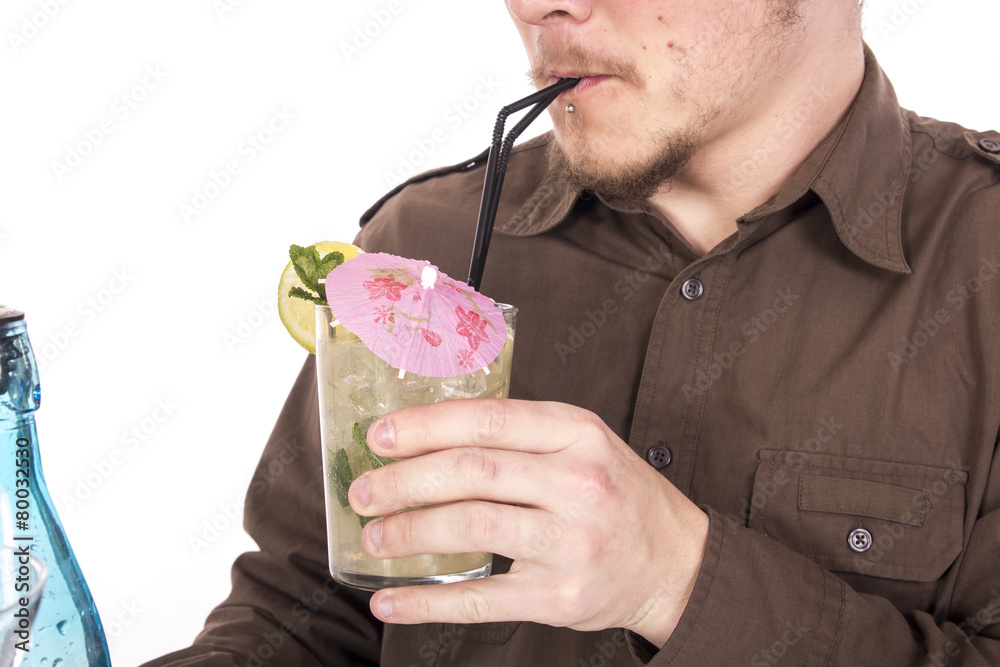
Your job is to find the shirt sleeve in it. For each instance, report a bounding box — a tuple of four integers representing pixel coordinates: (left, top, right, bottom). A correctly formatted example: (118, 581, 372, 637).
(140, 356, 383, 667)
(631, 492, 1000, 666)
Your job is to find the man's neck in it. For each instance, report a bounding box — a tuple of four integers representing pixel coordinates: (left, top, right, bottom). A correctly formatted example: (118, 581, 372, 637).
(647, 41, 866, 257)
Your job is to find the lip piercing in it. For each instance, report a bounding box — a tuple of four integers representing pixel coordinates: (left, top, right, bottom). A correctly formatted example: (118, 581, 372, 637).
(566, 104, 575, 113)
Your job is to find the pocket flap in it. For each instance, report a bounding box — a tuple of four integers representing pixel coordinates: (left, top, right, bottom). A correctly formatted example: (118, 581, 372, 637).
(750, 450, 967, 582)
(427, 622, 521, 645)
(798, 475, 928, 527)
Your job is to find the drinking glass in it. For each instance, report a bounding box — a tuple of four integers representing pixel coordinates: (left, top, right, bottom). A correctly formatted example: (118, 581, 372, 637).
(316, 303, 516, 590)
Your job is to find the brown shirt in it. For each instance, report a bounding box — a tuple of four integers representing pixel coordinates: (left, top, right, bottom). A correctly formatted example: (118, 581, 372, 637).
(145, 48, 1000, 666)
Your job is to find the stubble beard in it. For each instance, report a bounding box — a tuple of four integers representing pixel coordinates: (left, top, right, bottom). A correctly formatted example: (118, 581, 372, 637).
(546, 125, 701, 201)
(530, 42, 701, 201)
(537, 0, 808, 201)
(527, 38, 699, 201)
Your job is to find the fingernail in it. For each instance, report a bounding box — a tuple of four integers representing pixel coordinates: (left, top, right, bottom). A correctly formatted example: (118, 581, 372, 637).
(371, 418, 394, 450)
(368, 518, 382, 550)
(378, 594, 393, 619)
(353, 476, 370, 508)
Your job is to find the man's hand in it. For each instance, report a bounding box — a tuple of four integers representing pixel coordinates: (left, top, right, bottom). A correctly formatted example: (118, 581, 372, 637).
(348, 399, 709, 647)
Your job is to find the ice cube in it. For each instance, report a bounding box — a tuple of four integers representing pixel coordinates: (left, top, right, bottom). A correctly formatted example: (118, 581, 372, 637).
(317, 385, 359, 437)
(482, 371, 509, 399)
(384, 373, 438, 410)
(440, 371, 488, 400)
(347, 386, 378, 418)
(336, 352, 375, 389)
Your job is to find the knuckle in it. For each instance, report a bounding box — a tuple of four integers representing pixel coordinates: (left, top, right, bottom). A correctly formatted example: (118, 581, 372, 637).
(575, 526, 606, 565)
(375, 463, 408, 505)
(576, 409, 608, 439)
(551, 581, 585, 618)
(460, 586, 493, 624)
(461, 503, 503, 546)
(475, 399, 510, 443)
(411, 594, 434, 623)
(456, 447, 502, 486)
(575, 464, 618, 504)
(388, 510, 417, 548)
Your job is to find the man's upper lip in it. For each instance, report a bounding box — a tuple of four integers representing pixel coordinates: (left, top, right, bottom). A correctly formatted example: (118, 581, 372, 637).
(552, 72, 604, 80)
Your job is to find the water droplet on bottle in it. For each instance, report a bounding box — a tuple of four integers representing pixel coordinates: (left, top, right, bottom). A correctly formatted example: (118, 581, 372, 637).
(53, 660, 63, 667)
(56, 619, 68, 634)
(40, 659, 49, 666)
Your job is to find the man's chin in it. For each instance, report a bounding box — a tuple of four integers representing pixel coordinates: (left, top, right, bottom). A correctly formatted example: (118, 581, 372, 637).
(546, 132, 697, 201)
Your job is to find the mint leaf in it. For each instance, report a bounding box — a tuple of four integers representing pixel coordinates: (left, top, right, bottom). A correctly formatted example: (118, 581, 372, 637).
(354, 423, 392, 469)
(329, 447, 376, 528)
(289, 244, 323, 294)
(288, 286, 325, 304)
(330, 447, 353, 509)
(317, 251, 345, 280)
(287, 244, 347, 307)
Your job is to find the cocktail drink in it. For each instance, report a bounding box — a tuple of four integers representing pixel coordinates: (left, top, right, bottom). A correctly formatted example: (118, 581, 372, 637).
(315, 303, 515, 591)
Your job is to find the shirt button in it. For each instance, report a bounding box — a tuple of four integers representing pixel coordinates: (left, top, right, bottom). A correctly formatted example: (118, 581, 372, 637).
(979, 138, 1000, 154)
(680, 278, 704, 301)
(646, 445, 672, 469)
(848, 528, 873, 553)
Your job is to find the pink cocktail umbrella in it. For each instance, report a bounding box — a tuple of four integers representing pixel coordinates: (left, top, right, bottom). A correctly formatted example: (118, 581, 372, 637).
(324, 252, 506, 378)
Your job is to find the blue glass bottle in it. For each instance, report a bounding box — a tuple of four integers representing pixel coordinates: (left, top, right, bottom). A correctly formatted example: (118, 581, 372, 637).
(0, 306, 111, 665)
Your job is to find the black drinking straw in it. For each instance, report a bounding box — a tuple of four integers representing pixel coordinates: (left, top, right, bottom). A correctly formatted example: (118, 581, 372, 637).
(467, 77, 580, 290)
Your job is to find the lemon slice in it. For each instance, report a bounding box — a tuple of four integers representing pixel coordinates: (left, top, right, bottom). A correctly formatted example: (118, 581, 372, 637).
(278, 241, 363, 353)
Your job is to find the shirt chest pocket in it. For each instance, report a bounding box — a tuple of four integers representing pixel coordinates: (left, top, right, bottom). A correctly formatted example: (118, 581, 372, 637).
(748, 450, 968, 583)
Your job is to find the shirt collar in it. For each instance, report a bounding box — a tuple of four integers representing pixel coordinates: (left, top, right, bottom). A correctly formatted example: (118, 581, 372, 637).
(496, 45, 914, 274)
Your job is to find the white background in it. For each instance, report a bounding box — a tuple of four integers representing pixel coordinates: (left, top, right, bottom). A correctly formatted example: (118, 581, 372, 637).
(0, 1, 996, 665)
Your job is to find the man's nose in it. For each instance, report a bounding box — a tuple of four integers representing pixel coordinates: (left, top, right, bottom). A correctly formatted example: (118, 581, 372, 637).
(505, 0, 592, 26)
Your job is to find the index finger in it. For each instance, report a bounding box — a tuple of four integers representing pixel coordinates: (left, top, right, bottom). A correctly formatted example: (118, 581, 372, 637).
(367, 398, 606, 457)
